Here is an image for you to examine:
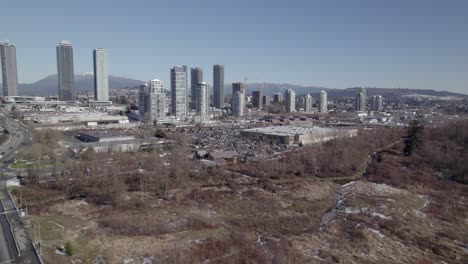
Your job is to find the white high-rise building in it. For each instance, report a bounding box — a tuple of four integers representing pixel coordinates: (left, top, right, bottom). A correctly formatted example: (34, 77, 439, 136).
(305, 94, 313, 113)
(232, 91, 244, 117)
(93, 48, 109, 101)
(139, 80, 166, 123)
(319, 90, 328, 113)
(196, 82, 209, 123)
(355, 88, 367, 112)
(170, 66, 188, 119)
(285, 89, 296, 113)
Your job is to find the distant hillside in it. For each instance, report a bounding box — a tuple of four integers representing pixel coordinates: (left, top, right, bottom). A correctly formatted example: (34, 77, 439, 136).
(228, 83, 467, 100)
(2, 77, 466, 100)
(14, 73, 145, 96)
(224, 83, 326, 96)
(326, 87, 467, 100)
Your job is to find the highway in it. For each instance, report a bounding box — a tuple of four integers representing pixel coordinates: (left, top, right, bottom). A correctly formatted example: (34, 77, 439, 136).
(0, 109, 40, 264)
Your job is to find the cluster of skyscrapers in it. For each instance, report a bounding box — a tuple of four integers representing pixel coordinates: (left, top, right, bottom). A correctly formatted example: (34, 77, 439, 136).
(139, 64, 226, 123)
(57, 40, 109, 102)
(1, 40, 109, 102)
(355, 88, 383, 112)
(2, 40, 384, 120)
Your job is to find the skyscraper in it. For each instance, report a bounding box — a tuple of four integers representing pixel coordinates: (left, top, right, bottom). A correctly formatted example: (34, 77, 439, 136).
(139, 80, 166, 122)
(355, 88, 367, 112)
(305, 94, 313, 113)
(170, 65, 188, 119)
(196, 82, 209, 123)
(232, 82, 245, 94)
(285, 89, 296, 113)
(57, 40, 75, 101)
(263, 95, 271, 107)
(93, 48, 109, 101)
(273, 93, 283, 103)
(252, 90, 263, 109)
(190, 67, 203, 110)
(213, 64, 224, 109)
(319, 90, 328, 113)
(0, 41, 18, 96)
(232, 91, 245, 117)
(139, 84, 149, 118)
(370, 95, 383, 112)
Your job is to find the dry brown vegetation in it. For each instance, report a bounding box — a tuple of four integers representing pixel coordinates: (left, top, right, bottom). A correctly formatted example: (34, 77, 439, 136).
(20, 129, 63, 161)
(235, 127, 403, 179)
(16, 122, 468, 263)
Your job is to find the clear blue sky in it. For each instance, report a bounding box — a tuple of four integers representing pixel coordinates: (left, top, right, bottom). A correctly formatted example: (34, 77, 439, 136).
(1, 0, 467, 93)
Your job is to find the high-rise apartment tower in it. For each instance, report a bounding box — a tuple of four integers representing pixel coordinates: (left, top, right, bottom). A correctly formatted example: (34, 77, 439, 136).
(0, 40, 18, 96)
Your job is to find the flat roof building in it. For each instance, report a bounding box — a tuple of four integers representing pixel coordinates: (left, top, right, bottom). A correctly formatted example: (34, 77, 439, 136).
(77, 130, 135, 142)
(241, 125, 357, 145)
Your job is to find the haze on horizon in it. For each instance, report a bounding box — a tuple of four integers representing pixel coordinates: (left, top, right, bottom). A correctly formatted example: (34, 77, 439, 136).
(1, 0, 467, 94)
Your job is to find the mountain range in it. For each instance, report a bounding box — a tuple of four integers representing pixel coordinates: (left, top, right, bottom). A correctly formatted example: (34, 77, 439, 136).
(11, 73, 145, 96)
(241, 83, 467, 100)
(1, 74, 466, 100)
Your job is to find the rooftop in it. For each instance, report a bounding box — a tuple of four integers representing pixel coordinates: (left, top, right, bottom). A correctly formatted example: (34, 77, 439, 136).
(242, 125, 340, 137)
(78, 130, 132, 139)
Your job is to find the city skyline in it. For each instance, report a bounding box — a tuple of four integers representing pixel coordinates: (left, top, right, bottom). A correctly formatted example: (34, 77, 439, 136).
(0, 0, 467, 93)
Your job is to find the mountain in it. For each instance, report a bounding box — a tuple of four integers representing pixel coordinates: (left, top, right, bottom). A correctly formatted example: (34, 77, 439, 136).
(15, 73, 145, 96)
(3, 76, 466, 100)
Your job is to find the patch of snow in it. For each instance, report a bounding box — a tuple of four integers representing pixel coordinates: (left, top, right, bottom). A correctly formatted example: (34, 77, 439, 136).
(415, 195, 430, 218)
(344, 207, 362, 214)
(190, 238, 206, 244)
(142, 256, 155, 264)
(372, 183, 404, 195)
(371, 212, 391, 220)
(341, 181, 356, 194)
(123, 257, 134, 264)
(368, 228, 386, 238)
(257, 235, 266, 246)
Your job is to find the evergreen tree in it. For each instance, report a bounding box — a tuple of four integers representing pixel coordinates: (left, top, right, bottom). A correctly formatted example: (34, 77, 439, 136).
(404, 120, 424, 156)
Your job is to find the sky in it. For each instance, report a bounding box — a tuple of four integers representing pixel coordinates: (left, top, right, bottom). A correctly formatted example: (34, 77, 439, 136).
(1, 0, 467, 93)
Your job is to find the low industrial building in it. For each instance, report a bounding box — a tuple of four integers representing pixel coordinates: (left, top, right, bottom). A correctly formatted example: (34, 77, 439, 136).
(67, 137, 173, 154)
(23, 112, 129, 125)
(194, 149, 240, 165)
(241, 125, 357, 145)
(76, 131, 135, 142)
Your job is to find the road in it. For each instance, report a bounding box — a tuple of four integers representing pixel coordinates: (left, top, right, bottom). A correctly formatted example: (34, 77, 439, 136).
(0, 109, 40, 264)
